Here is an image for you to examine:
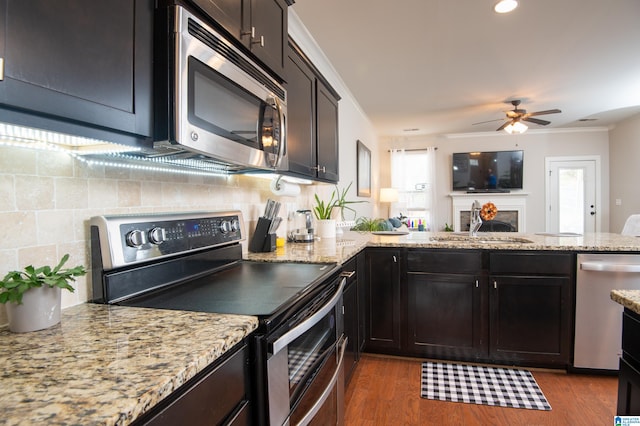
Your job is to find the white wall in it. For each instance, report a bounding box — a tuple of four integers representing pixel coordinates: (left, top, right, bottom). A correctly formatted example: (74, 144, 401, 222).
(609, 112, 640, 232)
(379, 128, 610, 232)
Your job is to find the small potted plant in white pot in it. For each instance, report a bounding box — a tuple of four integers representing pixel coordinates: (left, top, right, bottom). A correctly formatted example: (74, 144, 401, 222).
(313, 190, 338, 239)
(313, 182, 366, 238)
(0, 254, 86, 333)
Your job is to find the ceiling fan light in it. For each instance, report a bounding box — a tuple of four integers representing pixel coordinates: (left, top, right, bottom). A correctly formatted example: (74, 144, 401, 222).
(494, 0, 518, 13)
(505, 121, 528, 134)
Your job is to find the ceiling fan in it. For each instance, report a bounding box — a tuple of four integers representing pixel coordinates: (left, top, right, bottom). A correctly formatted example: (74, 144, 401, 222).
(474, 100, 562, 133)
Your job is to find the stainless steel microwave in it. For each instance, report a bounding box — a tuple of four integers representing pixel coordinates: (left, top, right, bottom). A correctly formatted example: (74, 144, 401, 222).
(153, 5, 287, 172)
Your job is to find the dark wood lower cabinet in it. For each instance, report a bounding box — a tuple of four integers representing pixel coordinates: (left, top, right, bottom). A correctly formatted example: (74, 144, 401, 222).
(618, 309, 640, 415)
(490, 275, 571, 366)
(364, 249, 402, 353)
(343, 269, 358, 384)
(342, 252, 366, 386)
(363, 248, 574, 369)
(407, 272, 486, 360)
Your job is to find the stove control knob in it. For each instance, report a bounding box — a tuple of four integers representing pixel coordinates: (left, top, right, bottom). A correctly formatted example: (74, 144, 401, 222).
(125, 229, 147, 248)
(148, 227, 167, 245)
(219, 220, 232, 234)
(230, 219, 240, 232)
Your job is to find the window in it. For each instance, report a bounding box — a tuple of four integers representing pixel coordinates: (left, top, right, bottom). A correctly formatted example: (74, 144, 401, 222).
(390, 148, 437, 230)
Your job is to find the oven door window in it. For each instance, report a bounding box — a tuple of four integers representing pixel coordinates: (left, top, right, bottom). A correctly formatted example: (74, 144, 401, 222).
(288, 305, 337, 402)
(188, 56, 262, 149)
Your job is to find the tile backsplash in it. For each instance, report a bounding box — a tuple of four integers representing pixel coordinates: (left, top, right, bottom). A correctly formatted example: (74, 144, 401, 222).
(0, 145, 318, 325)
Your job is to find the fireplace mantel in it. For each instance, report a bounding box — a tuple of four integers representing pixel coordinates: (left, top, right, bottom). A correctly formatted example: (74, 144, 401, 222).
(449, 192, 529, 232)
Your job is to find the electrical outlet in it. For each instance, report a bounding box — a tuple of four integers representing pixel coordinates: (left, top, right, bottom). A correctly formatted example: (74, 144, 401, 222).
(616, 199, 622, 206)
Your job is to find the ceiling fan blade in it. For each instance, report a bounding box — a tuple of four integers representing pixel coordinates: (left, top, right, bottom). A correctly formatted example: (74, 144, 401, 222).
(523, 117, 551, 126)
(496, 121, 511, 131)
(527, 109, 561, 116)
(472, 118, 506, 125)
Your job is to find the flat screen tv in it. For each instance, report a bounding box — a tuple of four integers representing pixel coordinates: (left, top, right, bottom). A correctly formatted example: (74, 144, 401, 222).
(452, 150, 524, 192)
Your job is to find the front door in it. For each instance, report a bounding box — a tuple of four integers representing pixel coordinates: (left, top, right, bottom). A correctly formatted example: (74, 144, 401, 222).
(545, 157, 599, 234)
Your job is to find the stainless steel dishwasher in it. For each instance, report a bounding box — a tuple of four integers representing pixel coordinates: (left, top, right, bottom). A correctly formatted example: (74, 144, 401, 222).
(574, 253, 640, 371)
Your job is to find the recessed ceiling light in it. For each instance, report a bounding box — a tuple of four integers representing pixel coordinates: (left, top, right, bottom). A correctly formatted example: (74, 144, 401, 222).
(403, 128, 420, 132)
(494, 0, 518, 14)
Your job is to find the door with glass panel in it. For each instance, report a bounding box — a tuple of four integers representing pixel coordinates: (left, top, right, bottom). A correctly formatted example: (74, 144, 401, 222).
(545, 158, 598, 234)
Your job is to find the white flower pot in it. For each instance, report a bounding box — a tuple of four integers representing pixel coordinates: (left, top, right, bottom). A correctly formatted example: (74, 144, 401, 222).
(316, 219, 336, 239)
(6, 286, 62, 333)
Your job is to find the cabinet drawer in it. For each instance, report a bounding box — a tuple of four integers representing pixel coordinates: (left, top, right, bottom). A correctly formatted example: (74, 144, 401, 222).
(408, 250, 483, 274)
(490, 252, 573, 275)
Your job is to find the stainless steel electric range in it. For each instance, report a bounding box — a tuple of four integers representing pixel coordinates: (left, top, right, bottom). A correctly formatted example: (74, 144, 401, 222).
(90, 211, 346, 426)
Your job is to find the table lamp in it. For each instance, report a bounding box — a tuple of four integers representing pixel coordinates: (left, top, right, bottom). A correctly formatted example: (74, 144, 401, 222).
(379, 187, 399, 219)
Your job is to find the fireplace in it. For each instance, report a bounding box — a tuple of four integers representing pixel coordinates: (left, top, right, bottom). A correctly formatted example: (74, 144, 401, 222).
(450, 193, 528, 232)
(460, 210, 518, 231)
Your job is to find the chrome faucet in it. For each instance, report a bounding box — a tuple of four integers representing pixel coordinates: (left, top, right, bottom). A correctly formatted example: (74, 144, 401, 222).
(469, 200, 482, 237)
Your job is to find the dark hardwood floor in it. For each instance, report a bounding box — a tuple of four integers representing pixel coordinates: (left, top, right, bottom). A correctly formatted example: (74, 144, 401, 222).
(345, 355, 618, 425)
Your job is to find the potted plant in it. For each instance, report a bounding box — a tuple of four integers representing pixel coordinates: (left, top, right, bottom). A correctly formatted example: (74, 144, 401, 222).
(351, 217, 387, 232)
(0, 254, 86, 333)
(313, 183, 365, 238)
(332, 182, 366, 221)
(313, 190, 338, 238)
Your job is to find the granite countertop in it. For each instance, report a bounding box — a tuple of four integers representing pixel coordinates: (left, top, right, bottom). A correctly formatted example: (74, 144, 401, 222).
(611, 290, 640, 315)
(245, 231, 640, 264)
(0, 303, 258, 426)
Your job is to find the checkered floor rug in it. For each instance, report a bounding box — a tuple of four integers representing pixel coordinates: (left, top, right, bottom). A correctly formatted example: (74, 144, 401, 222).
(421, 361, 551, 410)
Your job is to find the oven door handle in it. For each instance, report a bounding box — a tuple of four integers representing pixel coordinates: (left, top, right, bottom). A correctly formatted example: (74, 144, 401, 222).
(270, 277, 345, 355)
(290, 336, 348, 426)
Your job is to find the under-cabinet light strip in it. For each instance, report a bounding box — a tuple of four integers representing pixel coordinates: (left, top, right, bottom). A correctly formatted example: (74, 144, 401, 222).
(72, 154, 229, 177)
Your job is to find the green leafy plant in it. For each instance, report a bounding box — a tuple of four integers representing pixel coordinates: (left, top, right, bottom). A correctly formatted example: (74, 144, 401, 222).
(313, 190, 338, 220)
(313, 182, 366, 220)
(351, 217, 388, 232)
(444, 223, 454, 232)
(0, 254, 86, 305)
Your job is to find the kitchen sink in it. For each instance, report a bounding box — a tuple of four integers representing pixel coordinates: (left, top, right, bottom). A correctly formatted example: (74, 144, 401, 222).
(430, 234, 534, 244)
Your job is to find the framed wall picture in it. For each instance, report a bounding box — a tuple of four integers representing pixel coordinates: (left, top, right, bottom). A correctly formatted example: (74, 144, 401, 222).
(357, 140, 371, 197)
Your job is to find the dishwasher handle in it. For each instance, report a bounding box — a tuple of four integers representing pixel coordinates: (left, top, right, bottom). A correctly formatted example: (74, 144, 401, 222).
(580, 261, 640, 273)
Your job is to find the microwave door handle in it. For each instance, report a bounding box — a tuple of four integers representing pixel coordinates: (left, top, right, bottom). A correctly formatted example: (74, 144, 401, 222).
(274, 97, 286, 167)
(287, 336, 348, 426)
(270, 277, 345, 355)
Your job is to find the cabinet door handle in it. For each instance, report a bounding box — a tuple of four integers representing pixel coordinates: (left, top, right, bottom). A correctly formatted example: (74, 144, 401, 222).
(241, 27, 255, 38)
(252, 34, 265, 47)
(475, 279, 479, 288)
(393, 255, 397, 263)
(312, 165, 326, 173)
(493, 280, 497, 289)
(0, 58, 4, 81)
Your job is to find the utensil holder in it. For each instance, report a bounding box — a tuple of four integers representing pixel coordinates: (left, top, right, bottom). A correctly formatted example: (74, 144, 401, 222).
(249, 217, 277, 252)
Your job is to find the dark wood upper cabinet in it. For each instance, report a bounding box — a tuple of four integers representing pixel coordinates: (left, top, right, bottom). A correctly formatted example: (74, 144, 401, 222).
(285, 40, 340, 183)
(0, 0, 153, 145)
(190, 0, 288, 81)
(249, 0, 287, 80)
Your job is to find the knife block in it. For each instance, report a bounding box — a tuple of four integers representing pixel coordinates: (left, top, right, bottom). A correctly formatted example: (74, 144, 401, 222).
(249, 217, 276, 253)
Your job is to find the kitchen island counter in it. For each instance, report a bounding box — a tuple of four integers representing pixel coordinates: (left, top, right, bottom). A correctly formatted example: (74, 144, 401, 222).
(611, 289, 640, 315)
(246, 231, 640, 264)
(0, 303, 258, 425)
